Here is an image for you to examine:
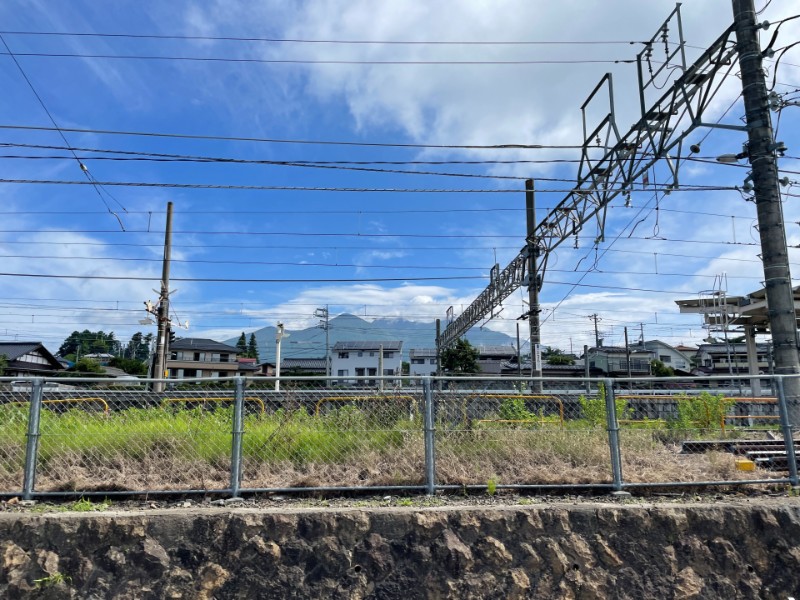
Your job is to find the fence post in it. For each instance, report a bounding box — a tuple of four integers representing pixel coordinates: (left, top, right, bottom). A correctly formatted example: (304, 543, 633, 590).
(775, 376, 799, 488)
(423, 378, 436, 495)
(604, 378, 626, 494)
(230, 376, 245, 497)
(22, 378, 44, 500)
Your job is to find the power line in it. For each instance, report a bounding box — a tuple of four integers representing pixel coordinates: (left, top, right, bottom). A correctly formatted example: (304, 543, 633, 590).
(0, 177, 741, 193)
(0, 124, 584, 150)
(0, 50, 640, 66)
(0, 30, 653, 46)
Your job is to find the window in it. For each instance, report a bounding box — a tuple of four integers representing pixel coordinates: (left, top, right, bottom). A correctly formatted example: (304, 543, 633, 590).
(383, 369, 394, 376)
(659, 355, 671, 363)
(358, 351, 363, 357)
(411, 358, 424, 365)
(383, 352, 394, 359)
(338, 352, 349, 359)
(429, 358, 437, 365)
(337, 369, 349, 376)
(220, 354, 229, 363)
(369, 352, 375, 357)
(193, 352, 206, 362)
(367, 368, 377, 376)
(355, 368, 365, 377)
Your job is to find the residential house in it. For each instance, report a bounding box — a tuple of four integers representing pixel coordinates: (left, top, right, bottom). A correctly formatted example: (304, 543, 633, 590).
(167, 338, 240, 380)
(0, 342, 64, 377)
(82, 353, 115, 366)
(693, 342, 771, 376)
(409, 348, 438, 377)
(331, 341, 403, 385)
(585, 346, 654, 377)
(279, 358, 327, 376)
(475, 345, 517, 375)
(633, 340, 694, 374)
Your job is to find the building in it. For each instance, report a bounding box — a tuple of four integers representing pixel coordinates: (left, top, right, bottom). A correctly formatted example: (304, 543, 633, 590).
(167, 338, 240, 380)
(693, 342, 771, 376)
(0, 342, 64, 377)
(633, 340, 694, 374)
(475, 345, 517, 375)
(279, 358, 327, 376)
(331, 341, 403, 386)
(585, 346, 654, 377)
(409, 348, 437, 377)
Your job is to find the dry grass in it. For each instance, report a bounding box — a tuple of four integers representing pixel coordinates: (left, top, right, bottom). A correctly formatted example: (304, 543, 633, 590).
(0, 402, 787, 493)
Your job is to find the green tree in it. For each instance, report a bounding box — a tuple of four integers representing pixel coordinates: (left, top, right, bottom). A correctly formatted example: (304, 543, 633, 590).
(0, 354, 7, 376)
(67, 358, 105, 374)
(109, 356, 148, 376)
(58, 330, 118, 358)
(247, 333, 260, 361)
(650, 359, 675, 377)
(440, 339, 480, 373)
(236, 332, 247, 355)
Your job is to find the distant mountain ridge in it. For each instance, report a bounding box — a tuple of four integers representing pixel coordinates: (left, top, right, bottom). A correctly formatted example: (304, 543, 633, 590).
(225, 313, 516, 363)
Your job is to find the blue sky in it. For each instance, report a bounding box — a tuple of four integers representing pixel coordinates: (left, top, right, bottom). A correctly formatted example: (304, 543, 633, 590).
(0, 0, 798, 357)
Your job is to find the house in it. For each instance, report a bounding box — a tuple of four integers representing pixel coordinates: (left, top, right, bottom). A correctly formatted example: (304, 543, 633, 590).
(331, 341, 403, 385)
(475, 345, 517, 375)
(693, 342, 771, 376)
(501, 359, 585, 378)
(0, 342, 64, 377)
(279, 358, 327, 376)
(409, 348, 438, 377)
(167, 338, 240, 380)
(633, 340, 694, 374)
(585, 346, 654, 377)
(236, 357, 260, 376)
(82, 353, 115, 366)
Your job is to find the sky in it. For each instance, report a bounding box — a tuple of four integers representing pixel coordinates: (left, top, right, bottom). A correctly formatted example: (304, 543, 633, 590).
(0, 0, 798, 358)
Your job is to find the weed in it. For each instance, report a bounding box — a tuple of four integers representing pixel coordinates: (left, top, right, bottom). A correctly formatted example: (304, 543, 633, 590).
(34, 573, 72, 588)
(487, 477, 497, 496)
(69, 497, 111, 512)
(669, 392, 734, 432)
(396, 497, 414, 507)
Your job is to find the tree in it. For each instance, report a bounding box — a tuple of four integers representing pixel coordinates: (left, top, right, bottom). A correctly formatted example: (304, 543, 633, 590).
(236, 332, 247, 355)
(650, 359, 675, 377)
(247, 333, 260, 361)
(0, 354, 7, 376)
(67, 358, 105, 374)
(440, 339, 480, 374)
(109, 356, 148, 376)
(58, 330, 118, 358)
(548, 354, 575, 365)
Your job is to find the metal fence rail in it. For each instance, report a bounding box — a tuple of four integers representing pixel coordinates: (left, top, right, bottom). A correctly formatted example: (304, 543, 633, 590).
(0, 374, 797, 499)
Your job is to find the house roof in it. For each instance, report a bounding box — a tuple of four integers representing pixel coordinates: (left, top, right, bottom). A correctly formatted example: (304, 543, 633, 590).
(281, 358, 327, 370)
(332, 341, 403, 352)
(0, 342, 63, 371)
(589, 346, 653, 355)
(170, 338, 239, 353)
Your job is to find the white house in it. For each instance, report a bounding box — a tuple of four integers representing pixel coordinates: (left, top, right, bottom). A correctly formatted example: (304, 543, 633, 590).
(634, 340, 695, 373)
(331, 341, 403, 386)
(409, 348, 438, 377)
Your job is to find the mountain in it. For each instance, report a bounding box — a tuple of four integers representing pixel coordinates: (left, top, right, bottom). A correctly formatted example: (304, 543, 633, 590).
(226, 314, 516, 364)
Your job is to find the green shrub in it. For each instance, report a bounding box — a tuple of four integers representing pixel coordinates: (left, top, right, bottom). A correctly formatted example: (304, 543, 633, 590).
(670, 392, 733, 432)
(578, 383, 631, 428)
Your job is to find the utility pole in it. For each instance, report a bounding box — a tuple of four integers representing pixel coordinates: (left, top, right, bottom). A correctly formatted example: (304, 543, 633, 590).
(516, 322, 523, 379)
(152, 202, 173, 393)
(624, 326, 632, 388)
(589, 314, 601, 348)
(734, 0, 800, 409)
(274, 322, 287, 392)
(525, 179, 542, 392)
(315, 306, 330, 381)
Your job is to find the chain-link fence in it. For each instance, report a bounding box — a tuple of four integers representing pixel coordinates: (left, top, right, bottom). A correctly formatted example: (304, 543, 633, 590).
(0, 374, 796, 498)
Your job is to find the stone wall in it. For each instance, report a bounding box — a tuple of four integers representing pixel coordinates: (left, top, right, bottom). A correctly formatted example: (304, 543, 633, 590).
(1, 502, 799, 599)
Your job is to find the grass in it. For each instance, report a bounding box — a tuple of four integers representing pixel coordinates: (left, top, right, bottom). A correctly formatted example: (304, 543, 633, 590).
(34, 573, 72, 588)
(0, 395, 787, 492)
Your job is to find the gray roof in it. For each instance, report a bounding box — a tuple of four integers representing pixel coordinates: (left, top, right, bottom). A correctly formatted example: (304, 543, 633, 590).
(170, 338, 239, 353)
(332, 341, 403, 352)
(0, 342, 62, 370)
(281, 358, 327, 371)
(589, 346, 653, 355)
(409, 348, 437, 358)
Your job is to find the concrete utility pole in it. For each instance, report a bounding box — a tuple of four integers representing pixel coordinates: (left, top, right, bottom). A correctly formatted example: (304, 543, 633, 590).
(153, 202, 173, 393)
(589, 314, 601, 348)
(315, 306, 330, 380)
(525, 179, 543, 392)
(274, 322, 287, 392)
(733, 0, 800, 406)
